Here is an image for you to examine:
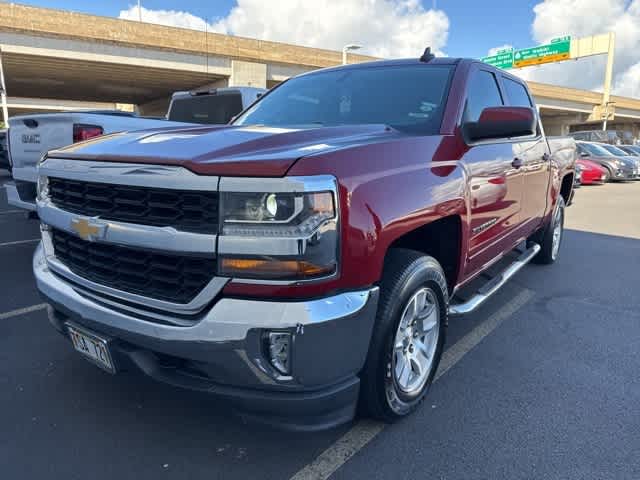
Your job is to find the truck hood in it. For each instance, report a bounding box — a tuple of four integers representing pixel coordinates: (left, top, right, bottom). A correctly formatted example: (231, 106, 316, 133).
(49, 124, 400, 176)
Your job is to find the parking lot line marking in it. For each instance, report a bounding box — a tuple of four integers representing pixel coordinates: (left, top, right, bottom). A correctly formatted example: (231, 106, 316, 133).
(435, 288, 535, 381)
(0, 210, 25, 215)
(0, 303, 48, 320)
(289, 288, 535, 480)
(0, 239, 40, 247)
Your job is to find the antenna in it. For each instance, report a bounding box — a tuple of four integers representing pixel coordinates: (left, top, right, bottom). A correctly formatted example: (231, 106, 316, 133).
(420, 47, 435, 62)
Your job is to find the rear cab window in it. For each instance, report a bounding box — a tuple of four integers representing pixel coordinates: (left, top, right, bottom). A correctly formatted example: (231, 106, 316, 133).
(502, 77, 534, 108)
(168, 93, 244, 124)
(502, 75, 542, 137)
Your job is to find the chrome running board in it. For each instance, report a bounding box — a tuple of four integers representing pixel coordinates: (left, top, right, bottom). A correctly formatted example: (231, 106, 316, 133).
(448, 243, 540, 316)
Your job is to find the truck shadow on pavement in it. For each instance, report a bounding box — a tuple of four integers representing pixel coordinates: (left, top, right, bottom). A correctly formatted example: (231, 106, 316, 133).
(2, 227, 639, 480)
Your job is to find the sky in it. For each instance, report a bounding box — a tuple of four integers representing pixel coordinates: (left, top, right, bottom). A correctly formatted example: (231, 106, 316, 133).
(12, 0, 640, 98)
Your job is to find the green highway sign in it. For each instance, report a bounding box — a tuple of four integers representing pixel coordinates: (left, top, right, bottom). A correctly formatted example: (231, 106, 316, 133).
(481, 49, 514, 69)
(513, 36, 571, 67)
(481, 36, 572, 70)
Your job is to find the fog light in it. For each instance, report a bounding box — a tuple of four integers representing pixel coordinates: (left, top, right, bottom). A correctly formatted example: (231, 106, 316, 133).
(267, 332, 291, 375)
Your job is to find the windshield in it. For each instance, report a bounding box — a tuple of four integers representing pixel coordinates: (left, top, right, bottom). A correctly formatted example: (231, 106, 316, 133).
(234, 65, 453, 134)
(601, 144, 628, 156)
(168, 93, 244, 124)
(581, 142, 612, 156)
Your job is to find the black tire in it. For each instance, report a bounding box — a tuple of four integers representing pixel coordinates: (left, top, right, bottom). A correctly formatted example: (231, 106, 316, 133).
(532, 196, 565, 265)
(359, 249, 448, 422)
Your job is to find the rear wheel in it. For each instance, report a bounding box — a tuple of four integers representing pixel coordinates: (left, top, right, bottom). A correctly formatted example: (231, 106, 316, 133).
(359, 249, 447, 422)
(532, 196, 565, 265)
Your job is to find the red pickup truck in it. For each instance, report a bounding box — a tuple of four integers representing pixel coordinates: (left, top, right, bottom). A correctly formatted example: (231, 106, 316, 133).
(34, 55, 576, 430)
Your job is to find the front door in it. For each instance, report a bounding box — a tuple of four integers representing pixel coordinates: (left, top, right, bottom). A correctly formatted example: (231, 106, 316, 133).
(500, 76, 550, 228)
(462, 67, 525, 277)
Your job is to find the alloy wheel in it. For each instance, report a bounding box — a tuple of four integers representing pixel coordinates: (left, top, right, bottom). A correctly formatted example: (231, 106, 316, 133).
(392, 287, 440, 396)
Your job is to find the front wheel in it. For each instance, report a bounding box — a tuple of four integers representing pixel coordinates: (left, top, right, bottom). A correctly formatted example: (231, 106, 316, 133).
(359, 249, 447, 422)
(532, 196, 565, 265)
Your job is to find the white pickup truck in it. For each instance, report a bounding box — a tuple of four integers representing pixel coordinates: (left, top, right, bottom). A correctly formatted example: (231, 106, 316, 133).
(5, 87, 265, 211)
(0, 129, 7, 170)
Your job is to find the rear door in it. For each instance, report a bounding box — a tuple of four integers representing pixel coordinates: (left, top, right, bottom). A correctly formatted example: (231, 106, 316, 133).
(500, 76, 550, 229)
(9, 114, 73, 178)
(461, 66, 525, 277)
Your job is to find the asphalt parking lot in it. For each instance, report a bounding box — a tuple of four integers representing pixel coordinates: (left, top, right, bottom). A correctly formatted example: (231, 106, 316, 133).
(1, 169, 639, 480)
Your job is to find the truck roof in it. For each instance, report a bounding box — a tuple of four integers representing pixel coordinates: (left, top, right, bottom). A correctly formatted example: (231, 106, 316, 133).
(293, 57, 526, 85)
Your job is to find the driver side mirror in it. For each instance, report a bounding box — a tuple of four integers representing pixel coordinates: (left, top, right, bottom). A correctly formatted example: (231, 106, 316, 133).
(463, 106, 536, 143)
(579, 151, 589, 157)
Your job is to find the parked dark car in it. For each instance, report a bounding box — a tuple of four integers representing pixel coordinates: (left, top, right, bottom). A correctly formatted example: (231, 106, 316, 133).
(576, 141, 636, 181)
(570, 130, 632, 145)
(619, 145, 640, 157)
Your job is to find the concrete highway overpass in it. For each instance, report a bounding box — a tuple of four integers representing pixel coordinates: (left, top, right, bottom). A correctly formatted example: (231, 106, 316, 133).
(0, 3, 374, 117)
(1, 3, 639, 138)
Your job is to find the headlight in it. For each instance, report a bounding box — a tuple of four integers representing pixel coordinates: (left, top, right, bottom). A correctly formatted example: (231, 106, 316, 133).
(218, 176, 339, 281)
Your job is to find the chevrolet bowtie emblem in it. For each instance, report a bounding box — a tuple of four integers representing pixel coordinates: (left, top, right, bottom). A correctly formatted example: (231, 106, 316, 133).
(70, 218, 107, 241)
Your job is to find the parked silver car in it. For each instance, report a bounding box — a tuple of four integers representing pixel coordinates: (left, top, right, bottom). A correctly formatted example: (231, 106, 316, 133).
(598, 143, 640, 179)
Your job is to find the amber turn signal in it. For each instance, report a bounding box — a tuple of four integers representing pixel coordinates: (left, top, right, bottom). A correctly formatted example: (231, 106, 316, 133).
(220, 258, 335, 279)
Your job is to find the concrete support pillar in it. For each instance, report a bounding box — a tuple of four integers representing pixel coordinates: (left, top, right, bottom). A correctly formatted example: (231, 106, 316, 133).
(229, 60, 267, 88)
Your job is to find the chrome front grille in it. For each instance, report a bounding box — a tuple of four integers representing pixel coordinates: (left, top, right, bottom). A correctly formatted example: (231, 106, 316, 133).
(38, 159, 226, 317)
(48, 177, 219, 234)
(51, 229, 216, 304)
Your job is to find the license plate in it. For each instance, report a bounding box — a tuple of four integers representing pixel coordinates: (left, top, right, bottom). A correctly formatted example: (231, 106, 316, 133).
(67, 324, 115, 373)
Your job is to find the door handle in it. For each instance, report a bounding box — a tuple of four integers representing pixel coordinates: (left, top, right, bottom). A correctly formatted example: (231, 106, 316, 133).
(512, 157, 524, 169)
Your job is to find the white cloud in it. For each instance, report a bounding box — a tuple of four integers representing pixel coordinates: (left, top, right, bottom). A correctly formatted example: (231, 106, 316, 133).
(119, 1, 449, 58)
(506, 0, 640, 97)
(615, 61, 640, 98)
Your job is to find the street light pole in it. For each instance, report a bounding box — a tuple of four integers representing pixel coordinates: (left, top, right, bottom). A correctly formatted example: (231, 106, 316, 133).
(137, 0, 142, 22)
(602, 32, 615, 131)
(342, 44, 363, 65)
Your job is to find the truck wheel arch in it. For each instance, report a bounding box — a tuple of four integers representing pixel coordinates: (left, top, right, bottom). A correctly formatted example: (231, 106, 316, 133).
(383, 215, 463, 293)
(560, 173, 574, 205)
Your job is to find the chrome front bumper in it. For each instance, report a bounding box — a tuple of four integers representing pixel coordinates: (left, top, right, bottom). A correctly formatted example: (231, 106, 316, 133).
(34, 243, 379, 392)
(5, 181, 37, 211)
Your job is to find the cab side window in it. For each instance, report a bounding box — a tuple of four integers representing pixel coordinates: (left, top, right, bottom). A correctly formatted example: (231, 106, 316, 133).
(464, 70, 504, 123)
(502, 78, 533, 107)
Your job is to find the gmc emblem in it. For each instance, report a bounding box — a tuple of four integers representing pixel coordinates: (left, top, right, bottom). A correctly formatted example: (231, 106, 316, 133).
(22, 134, 41, 144)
